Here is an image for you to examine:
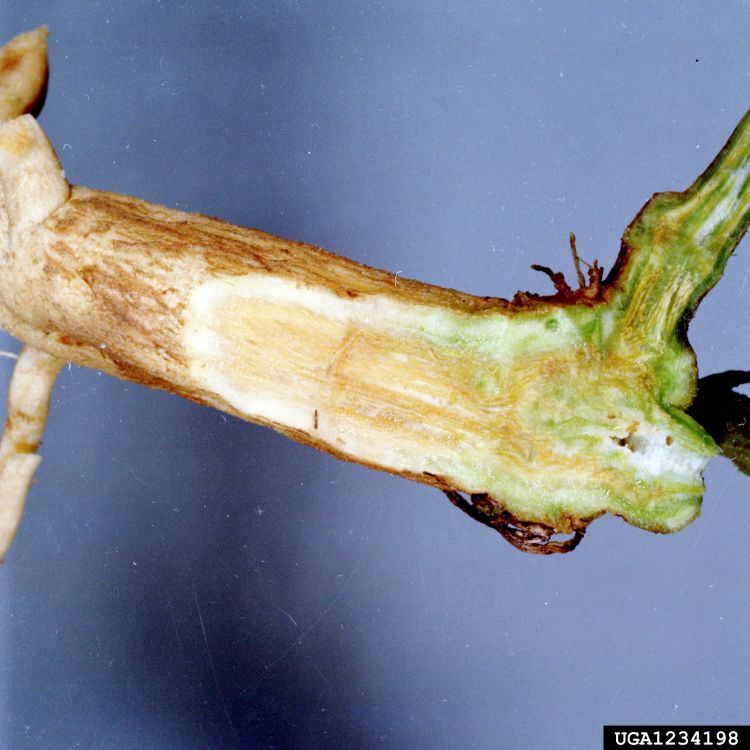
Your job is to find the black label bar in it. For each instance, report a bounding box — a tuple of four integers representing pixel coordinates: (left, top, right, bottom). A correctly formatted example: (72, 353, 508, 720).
(604, 726, 749, 749)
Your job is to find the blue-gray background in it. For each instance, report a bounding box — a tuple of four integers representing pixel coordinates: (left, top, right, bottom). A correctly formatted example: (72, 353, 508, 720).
(1, 2, 749, 749)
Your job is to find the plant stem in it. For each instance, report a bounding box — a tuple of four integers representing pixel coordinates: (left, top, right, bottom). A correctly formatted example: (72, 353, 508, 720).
(1, 29, 750, 553)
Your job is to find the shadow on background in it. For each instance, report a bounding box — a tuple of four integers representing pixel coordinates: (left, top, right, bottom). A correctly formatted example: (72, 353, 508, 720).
(690, 370, 750, 476)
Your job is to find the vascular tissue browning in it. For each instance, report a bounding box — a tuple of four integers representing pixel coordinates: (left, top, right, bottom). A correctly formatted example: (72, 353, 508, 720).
(0, 28, 748, 556)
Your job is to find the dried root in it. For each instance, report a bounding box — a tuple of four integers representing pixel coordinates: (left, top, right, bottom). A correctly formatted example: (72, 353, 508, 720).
(515, 232, 604, 305)
(0, 346, 63, 558)
(444, 491, 588, 555)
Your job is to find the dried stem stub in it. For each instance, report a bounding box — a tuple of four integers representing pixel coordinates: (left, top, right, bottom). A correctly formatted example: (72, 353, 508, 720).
(0, 28, 64, 558)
